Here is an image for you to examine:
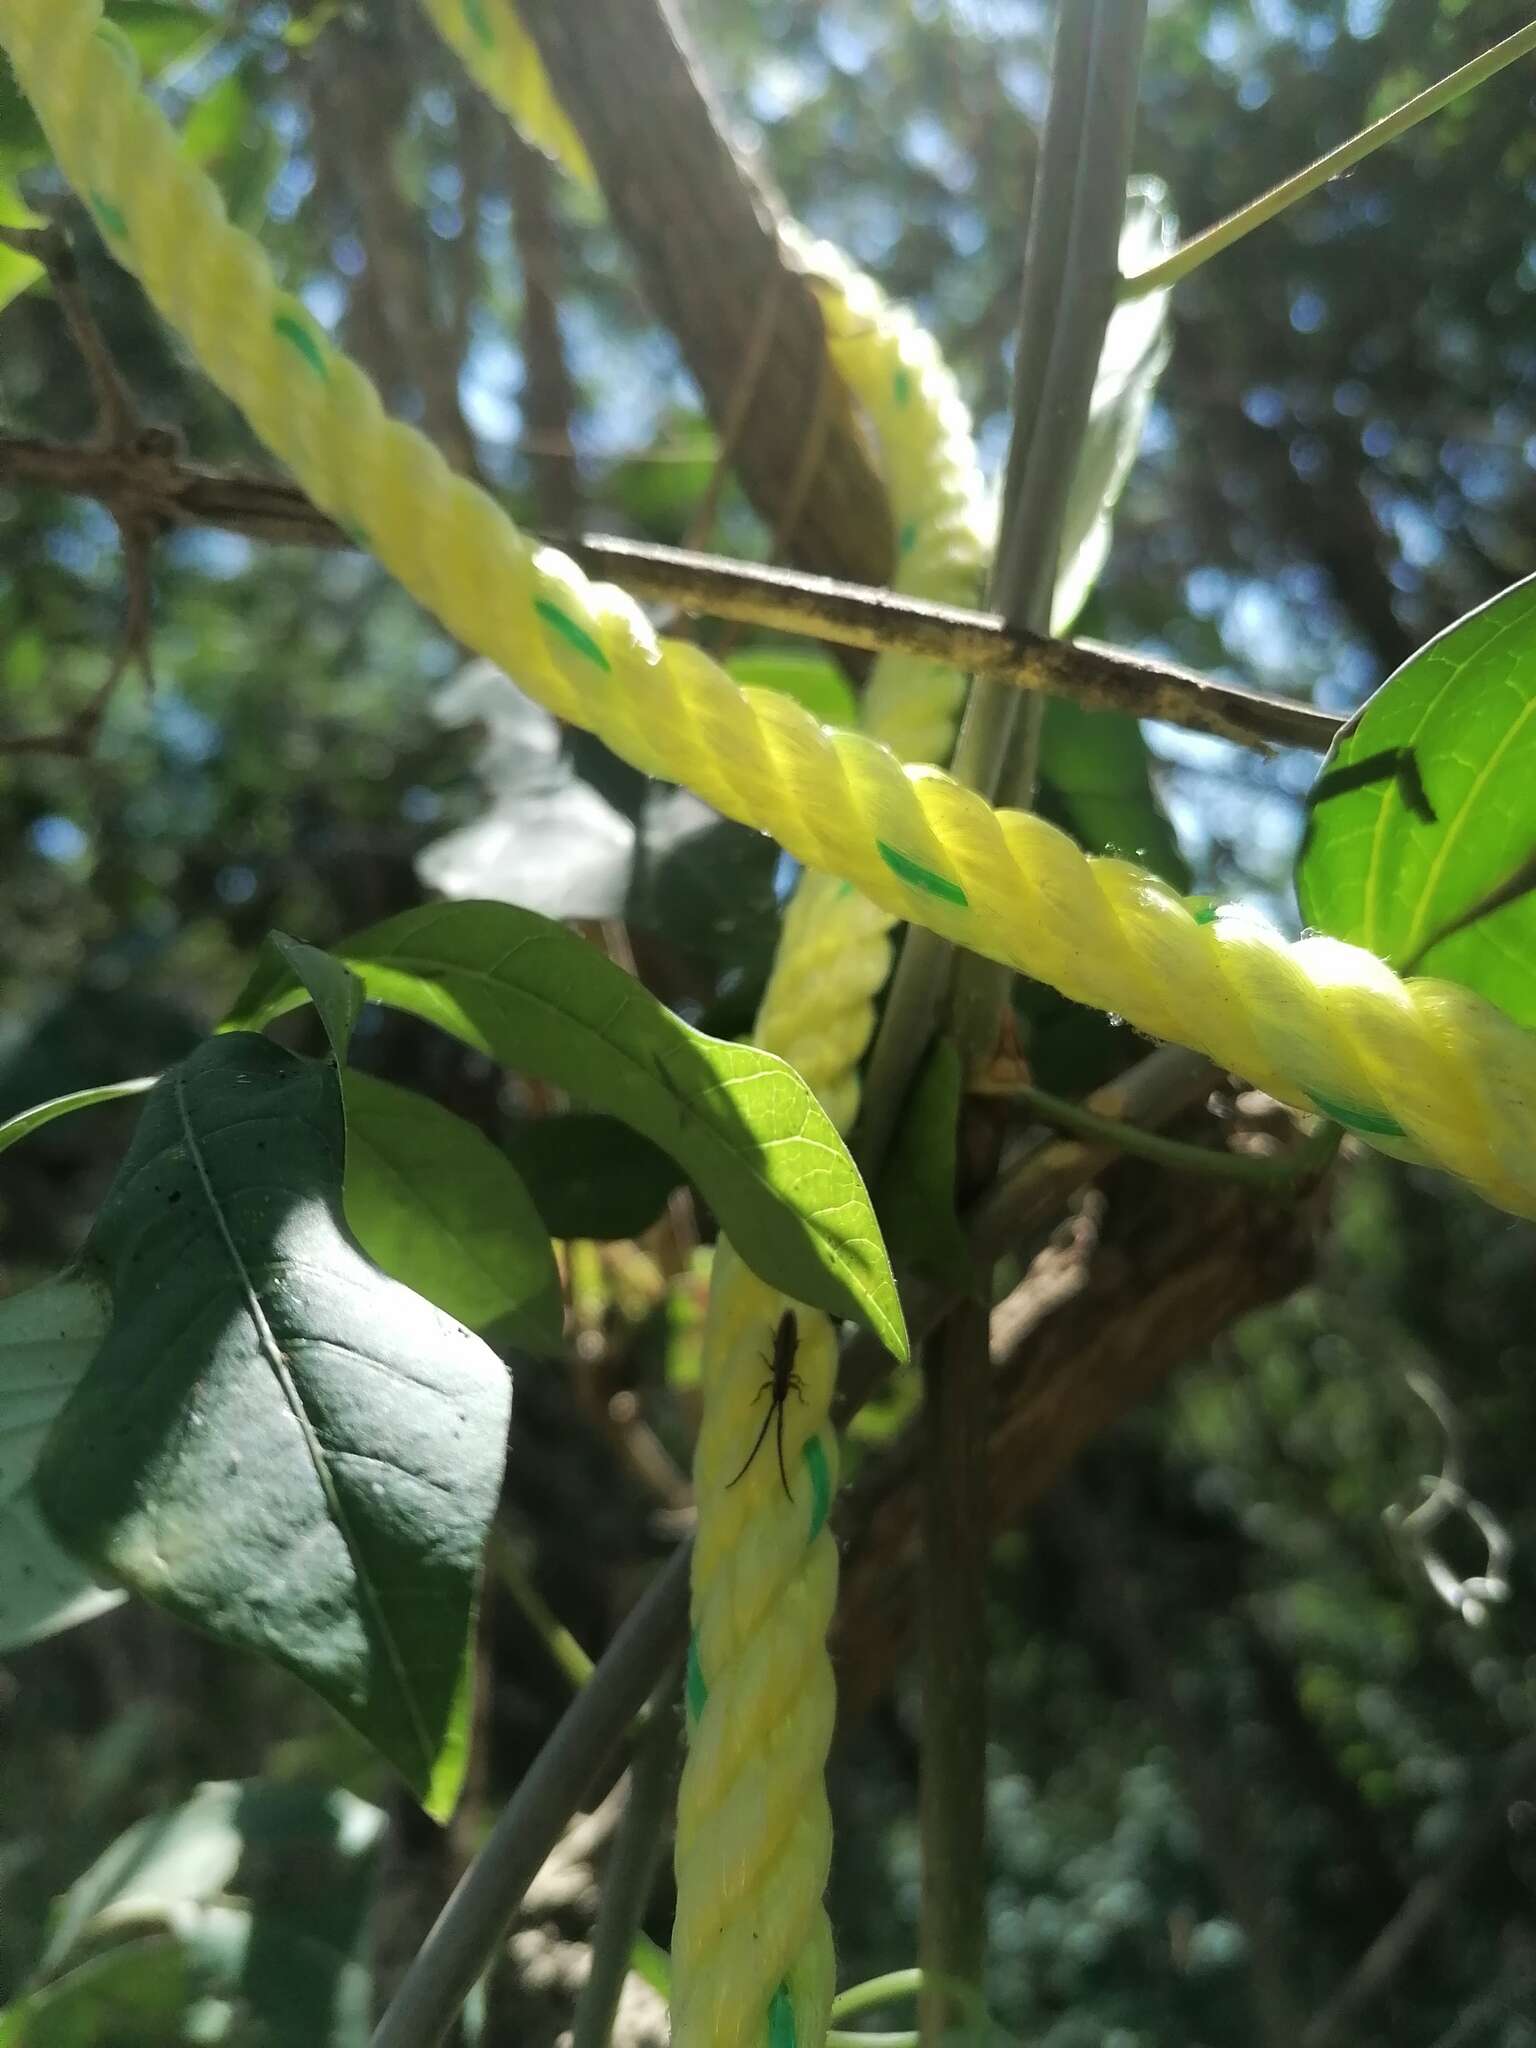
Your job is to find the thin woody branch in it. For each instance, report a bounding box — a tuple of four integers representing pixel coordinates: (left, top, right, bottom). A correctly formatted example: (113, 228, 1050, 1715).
(0, 432, 1343, 755)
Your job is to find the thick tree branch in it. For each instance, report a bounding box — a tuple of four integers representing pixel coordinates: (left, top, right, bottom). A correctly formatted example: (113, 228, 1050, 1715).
(831, 1161, 1321, 1719)
(0, 435, 1339, 753)
(513, 0, 894, 587)
(505, 128, 582, 534)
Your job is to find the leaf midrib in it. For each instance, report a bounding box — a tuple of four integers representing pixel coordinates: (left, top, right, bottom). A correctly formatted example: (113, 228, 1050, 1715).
(173, 1068, 431, 1771)
(1401, 689, 1536, 961)
(356, 943, 859, 1238)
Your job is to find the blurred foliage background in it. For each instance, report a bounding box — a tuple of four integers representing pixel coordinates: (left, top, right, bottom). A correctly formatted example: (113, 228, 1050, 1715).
(2, 0, 1535, 2042)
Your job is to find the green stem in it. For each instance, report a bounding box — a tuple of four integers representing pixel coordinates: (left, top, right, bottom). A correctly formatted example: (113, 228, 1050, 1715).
(829, 1966, 998, 2043)
(992, 1078, 1342, 1187)
(569, 1657, 685, 2048)
(368, 1542, 693, 2048)
(1122, 19, 1536, 301)
(491, 1527, 596, 1690)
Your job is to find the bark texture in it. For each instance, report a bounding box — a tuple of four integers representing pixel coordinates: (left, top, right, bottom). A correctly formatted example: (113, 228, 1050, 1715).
(515, 0, 895, 584)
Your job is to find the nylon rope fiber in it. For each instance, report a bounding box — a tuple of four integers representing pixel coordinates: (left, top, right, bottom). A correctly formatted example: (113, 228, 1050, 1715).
(4, 23, 1536, 2046)
(7, 1, 1536, 1222)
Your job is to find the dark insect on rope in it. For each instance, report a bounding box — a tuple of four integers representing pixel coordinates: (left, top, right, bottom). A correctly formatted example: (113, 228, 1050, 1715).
(726, 1308, 805, 1500)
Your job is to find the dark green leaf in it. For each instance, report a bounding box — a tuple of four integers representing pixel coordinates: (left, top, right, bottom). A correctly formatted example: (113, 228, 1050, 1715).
(35, 1035, 510, 1813)
(624, 804, 783, 971)
(0, 1270, 122, 1653)
(874, 1038, 971, 1291)
(504, 1111, 682, 1241)
(343, 1070, 563, 1352)
(266, 931, 363, 1065)
(227, 904, 905, 1356)
(1037, 698, 1190, 888)
(1297, 573, 1536, 1024)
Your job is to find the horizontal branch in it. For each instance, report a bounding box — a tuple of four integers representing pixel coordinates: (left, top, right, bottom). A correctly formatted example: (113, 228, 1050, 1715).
(0, 431, 1342, 754)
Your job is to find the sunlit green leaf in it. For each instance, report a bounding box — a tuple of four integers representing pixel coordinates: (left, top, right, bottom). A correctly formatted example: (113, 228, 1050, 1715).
(1298, 573, 1536, 1024)
(0, 1077, 156, 1161)
(1040, 177, 1186, 888)
(0, 177, 42, 314)
(227, 905, 905, 1356)
(726, 647, 860, 728)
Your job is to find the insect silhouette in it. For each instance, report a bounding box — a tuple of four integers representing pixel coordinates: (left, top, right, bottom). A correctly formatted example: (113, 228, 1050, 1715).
(726, 1309, 805, 1500)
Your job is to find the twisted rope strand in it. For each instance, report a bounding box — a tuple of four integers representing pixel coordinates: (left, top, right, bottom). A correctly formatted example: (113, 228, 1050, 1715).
(8, 0, 1536, 1220)
(658, 230, 981, 2043)
(409, 13, 985, 2036)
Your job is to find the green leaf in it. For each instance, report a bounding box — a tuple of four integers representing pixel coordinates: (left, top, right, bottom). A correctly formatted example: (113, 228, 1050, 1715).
(608, 409, 718, 540)
(1037, 697, 1190, 888)
(265, 930, 363, 1065)
(624, 806, 783, 972)
(227, 904, 905, 1357)
(0, 1937, 194, 2048)
(1039, 178, 1187, 891)
(25, 1780, 384, 2048)
(0, 1270, 122, 1653)
(505, 1111, 682, 1241)
(1297, 573, 1536, 1025)
(34, 1034, 510, 1813)
(342, 1070, 563, 1353)
(0, 178, 42, 315)
(873, 1039, 971, 1292)
(725, 647, 860, 729)
(0, 1076, 156, 1160)
(1052, 177, 1176, 639)
(106, 0, 213, 74)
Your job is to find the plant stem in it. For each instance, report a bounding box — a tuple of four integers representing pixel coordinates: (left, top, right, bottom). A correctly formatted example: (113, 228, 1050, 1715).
(569, 1657, 685, 2048)
(977, 1078, 1342, 1188)
(857, 0, 1152, 1180)
(897, 6, 1151, 2037)
(917, 1298, 991, 2042)
(368, 1542, 693, 2048)
(490, 1528, 596, 1690)
(1122, 18, 1536, 301)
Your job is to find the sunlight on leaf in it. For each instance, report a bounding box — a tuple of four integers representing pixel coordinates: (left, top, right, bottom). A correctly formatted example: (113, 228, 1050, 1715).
(0, 1077, 156, 1161)
(227, 906, 905, 1357)
(1298, 573, 1536, 1026)
(34, 1036, 510, 1813)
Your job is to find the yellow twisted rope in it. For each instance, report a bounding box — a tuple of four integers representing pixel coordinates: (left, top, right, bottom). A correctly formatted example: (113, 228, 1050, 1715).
(10, 1, 1536, 1224)
(9, 5, 1536, 2040)
(422, 0, 594, 190)
(663, 243, 981, 2043)
(410, 8, 985, 2034)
